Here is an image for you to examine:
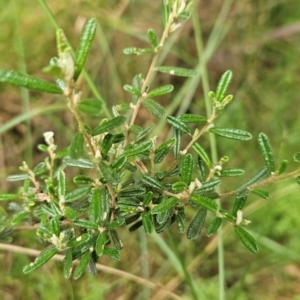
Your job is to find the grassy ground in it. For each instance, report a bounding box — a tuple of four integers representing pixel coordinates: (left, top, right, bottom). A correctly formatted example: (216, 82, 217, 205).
(1, 0, 300, 299)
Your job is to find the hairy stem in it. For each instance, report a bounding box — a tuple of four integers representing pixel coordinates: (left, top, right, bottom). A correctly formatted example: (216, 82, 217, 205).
(219, 168, 300, 200)
(124, 6, 179, 145)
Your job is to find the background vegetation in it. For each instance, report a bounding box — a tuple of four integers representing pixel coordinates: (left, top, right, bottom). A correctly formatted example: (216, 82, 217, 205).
(1, 0, 300, 299)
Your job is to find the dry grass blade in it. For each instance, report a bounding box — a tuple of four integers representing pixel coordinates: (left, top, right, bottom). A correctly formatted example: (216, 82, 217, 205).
(0, 243, 183, 300)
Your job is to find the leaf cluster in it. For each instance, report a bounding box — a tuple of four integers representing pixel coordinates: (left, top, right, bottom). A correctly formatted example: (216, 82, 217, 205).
(1, 0, 300, 279)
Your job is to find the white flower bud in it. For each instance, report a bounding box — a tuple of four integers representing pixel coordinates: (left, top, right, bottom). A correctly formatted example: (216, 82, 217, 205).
(43, 131, 54, 146)
(188, 181, 196, 194)
(236, 210, 243, 225)
(58, 50, 74, 82)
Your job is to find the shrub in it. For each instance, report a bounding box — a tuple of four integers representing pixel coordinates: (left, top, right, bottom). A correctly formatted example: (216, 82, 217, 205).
(1, 0, 300, 283)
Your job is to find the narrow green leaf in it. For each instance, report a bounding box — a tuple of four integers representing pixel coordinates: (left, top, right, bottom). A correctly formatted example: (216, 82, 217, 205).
(69, 132, 84, 159)
(89, 188, 101, 224)
(231, 194, 247, 216)
(103, 247, 120, 260)
(150, 197, 178, 214)
(193, 179, 221, 193)
(187, 207, 207, 240)
(50, 217, 60, 237)
(101, 187, 111, 221)
(23, 246, 58, 274)
(130, 125, 143, 134)
(110, 229, 123, 250)
(87, 258, 97, 276)
(155, 216, 172, 233)
(73, 219, 98, 230)
(251, 189, 270, 199)
(236, 167, 269, 193)
(0, 69, 62, 94)
(36, 226, 52, 239)
(154, 138, 175, 163)
(141, 175, 165, 191)
(218, 168, 245, 177)
(101, 133, 114, 156)
(135, 124, 154, 142)
(142, 212, 153, 234)
(55, 147, 69, 159)
(65, 185, 92, 202)
(42, 202, 61, 218)
(162, 0, 171, 28)
(196, 156, 207, 182)
(112, 133, 125, 144)
(92, 116, 126, 136)
(278, 159, 288, 174)
(123, 140, 153, 157)
(178, 114, 206, 123)
(73, 175, 93, 185)
(257, 133, 275, 172)
(123, 162, 137, 173)
(175, 209, 186, 233)
(143, 98, 165, 118)
(63, 156, 95, 169)
(106, 218, 125, 230)
(215, 70, 232, 101)
(123, 84, 141, 96)
(125, 214, 141, 225)
(167, 116, 192, 134)
(206, 217, 222, 237)
(131, 74, 143, 104)
(219, 209, 236, 222)
(77, 98, 103, 116)
(234, 226, 259, 253)
(63, 249, 73, 279)
(74, 18, 97, 81)
(67, 233, 90, 248)
(117, 198, 139, 211)
(43, 63, 63, 78)
(33, 162, 47, 175)
(96, 232, 108, 256)
(192, 143, 212, 168)
(143, 191, 153, 206)
(111, 155, 127, 171)
(114, 103, 131, 112)
(123, 47, 154, 55)
(180, 153, 193, 185)
(172, 181, 187, 192)
(75, 235, 98, 254)
(119, 188, 146, 198)
(99, 162, 120, 186)
(147, 84, 174, 98)
(294, 152, 300, 163)
(190, 194, 218, 212)
(73, 251, 92, 279)
(156, 208, 173, 225)
(0, 194, 19, 201)
(123, 48, 135, 55)
(156, 66, 197, 77)
(147, 28, 158, 48)
(64, 206, 78, 221)
(177, 11, 191, 20)
(209, 127, 252, 141)
(173, 128, 181, 159)
(7, 174, 28, 181)
(58, 170, 66, 198)
(11, 211, 29, 225)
